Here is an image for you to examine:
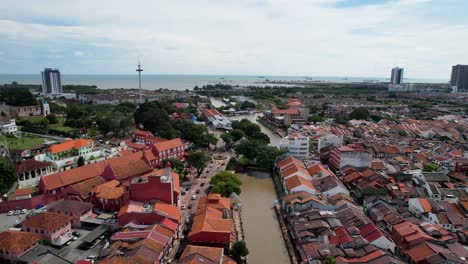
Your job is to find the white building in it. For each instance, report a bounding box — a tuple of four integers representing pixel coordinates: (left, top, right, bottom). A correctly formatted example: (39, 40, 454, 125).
(279, 132, 310, 159)
(317, 134, 343, 153)
(0, 118, 17, 135)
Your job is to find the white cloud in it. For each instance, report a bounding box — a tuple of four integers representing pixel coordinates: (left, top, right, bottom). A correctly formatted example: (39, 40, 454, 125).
(0, 0, 466, 78)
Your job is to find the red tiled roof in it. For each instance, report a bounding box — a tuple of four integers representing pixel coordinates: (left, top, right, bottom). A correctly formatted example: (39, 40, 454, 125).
(281, 164, 310, 178)
(154, 138, 184, 152)
(13, 188, 33, 197)
(201, 108, 222, 118)
(22, 212, 72, 233)
(107, 152, 153, 180)
(278, 156, 304, 168)
(134, 129, 153, 137)
(181, 245, 223, 263)
(94, 180, 125, 200)
(15, 159, 51, 174)
(307, 163, 331, 176)
(418, 198, 432, 213)
(41, 161, 107, 191)
(189, 206, 231, 237)
(272, 108, 299, 115)
(198, 194, 231, 212)
(153, 203, 181, 222)
(285, 175, 316, 192)
(0, 230, 41, 256)
(48, 139, 93, 154)
(66, 176, 106, 198)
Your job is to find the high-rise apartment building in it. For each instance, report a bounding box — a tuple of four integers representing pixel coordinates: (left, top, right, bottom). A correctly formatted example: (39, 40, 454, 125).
(450, 64, 468, 91)
(390, 67, 404, 85)
(41, 68, 63, 94)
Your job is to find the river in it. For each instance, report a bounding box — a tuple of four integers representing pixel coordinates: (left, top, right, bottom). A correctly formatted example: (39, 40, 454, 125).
(237, 171, 290, 264)
(210, 97, 282, 146)
(209, 97, 289, 263)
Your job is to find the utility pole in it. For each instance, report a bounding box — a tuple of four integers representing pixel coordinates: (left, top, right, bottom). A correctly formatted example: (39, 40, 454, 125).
(136, 61, 143, 105)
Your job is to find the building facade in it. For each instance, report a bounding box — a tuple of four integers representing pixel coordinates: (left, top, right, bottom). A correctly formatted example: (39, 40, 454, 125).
(41, 68, 63, 94)
(450, 64, 468, 91)
(279, 132, 310, 159)
(391, 67, 404, 85)
(0, 118, 17, 135)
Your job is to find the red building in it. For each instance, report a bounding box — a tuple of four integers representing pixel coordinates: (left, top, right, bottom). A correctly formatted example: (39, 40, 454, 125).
(151, 138, 185, 167)
(130, 165, 180, 206)
(188, 206, 232, 249)
(134, 129, 153, 143)
(117, 200, 180, 226)
(91, 180, 128, 211)
(0, 230, 41, 262)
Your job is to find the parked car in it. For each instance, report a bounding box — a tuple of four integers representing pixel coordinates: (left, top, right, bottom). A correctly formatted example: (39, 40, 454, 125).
(21, 209, 27, 214)
(185, 186, 191, 191)
(191, 195, 197, 200)
(71, 236, 78, 241)
(181, 205, 186, 210)
(188, 204, 192, 209)
(72, 231, 81, 237)
(195, 189, 200, 194)
(181, 191, 186, 195)
(86, 255, 97, 263)
(14, 210, 21, 215)
(200, 183, 205, 187)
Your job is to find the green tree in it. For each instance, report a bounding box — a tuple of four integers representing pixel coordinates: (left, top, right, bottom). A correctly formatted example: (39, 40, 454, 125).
(230, 240, 249, 263)
(173, 120, 216, 148)
(235, 140, 263, 160)
(349, 107, 370, 120)
(230, 129, 246, 142)
(0, 157, 17, 193)
(77, 156, 85, 167)
(221, 133, 233, 148)
(46, 114, 58, 124)
(210, 171, 242, 197)
(256, 146, 288, 170)
(187, 150, 211, 177)
(161, 158, 185, 175)
(134, 102, 177, 139)
(324, 256, 336, 264)
(238, 157, 250, 166)
(308, 115, 324, 123)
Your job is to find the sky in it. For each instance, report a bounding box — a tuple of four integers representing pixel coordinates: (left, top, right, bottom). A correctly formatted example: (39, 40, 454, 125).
(0, 0, 467, 78)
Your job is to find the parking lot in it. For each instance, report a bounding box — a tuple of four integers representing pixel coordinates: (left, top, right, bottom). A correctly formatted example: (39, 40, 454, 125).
(0, 210, 29, 232)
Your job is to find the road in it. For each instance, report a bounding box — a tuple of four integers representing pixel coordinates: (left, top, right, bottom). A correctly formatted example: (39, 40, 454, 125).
(169, 150, 231, 260)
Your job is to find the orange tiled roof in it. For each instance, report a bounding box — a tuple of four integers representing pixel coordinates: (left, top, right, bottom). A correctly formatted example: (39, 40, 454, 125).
(285, 175, 316, 192)
(22, 212, 72, 233)
(67, 176, 106, 198)
(153, 203, 181, 222)
(151, 168, 180, 194)
(277, 156, 304, 168)
(307, 163, 332, 176)
(94, 180, 125, 200)
(48, 139, 93, 154)
(189, 206, 231, 237)
(418, 198, 432, 213)
(181, 245, 224, 263)
(13, 188, 33, 197)
(0, 230, 41, 256)
(107, 152, 153, 180)
(281, 164, 310, 178)
(41, 161, 107, 191)
(154, 138, 184, 152)
(198, 194, 231, 212)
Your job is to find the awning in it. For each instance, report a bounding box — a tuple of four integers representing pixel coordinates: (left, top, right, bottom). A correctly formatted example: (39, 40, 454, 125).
(81, 225, 109, 243)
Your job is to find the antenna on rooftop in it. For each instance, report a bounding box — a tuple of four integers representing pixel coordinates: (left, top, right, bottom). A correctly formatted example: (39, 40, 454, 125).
(136, 60, 143, 105)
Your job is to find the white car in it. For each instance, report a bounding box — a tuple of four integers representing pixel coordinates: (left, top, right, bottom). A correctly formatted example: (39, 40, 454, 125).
(191, 195, 197, 200)
(21, 209, 27, 214)
(180, 205, 186, 210)
(7, 210, 14, 216)
(14, 210, 21, 215)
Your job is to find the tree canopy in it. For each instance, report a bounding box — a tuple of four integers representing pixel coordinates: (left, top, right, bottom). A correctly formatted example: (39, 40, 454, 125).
(230, 240, 249, 263)
(348, 107, 370, 120)
(210, 171, 242, 197)
(0, 87, 37, 106)
(0, 157, 17, 193)
(187, 150, 211, 177)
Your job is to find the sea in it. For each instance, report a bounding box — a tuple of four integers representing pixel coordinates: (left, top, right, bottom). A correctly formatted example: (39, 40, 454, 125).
(0, 74, 448, 91)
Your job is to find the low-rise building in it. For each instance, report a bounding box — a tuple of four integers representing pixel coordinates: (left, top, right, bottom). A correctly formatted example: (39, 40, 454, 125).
(47, 199, 94, 228)
(21, 212, 72, 246)
(179, 245, 237, 264)
(329, 145, 372, 173)
(117, 200, 180, 226)
(188, 206, 232, 249)
(0, 118, 17, 135)
(45, 139, 93, 160)
(16, 159, 54, 188)
(0, 230, 41, 263)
